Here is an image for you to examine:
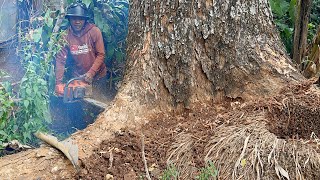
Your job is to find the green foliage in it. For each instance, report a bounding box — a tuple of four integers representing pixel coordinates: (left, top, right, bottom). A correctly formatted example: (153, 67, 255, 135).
(270, 0, 296, 54)
(160, 162, 218, 180)
(160, 165, 179, 180)
(0, 3, 67, 147)
(309, 0, 320, 41)
(195, 161, 218, 180)
(16, 62, 51, 144)
(0, 85, 15, 145)
(271, 0, 320, 55)
(0, 64, 51, 145)
(19, 8, 67, 75)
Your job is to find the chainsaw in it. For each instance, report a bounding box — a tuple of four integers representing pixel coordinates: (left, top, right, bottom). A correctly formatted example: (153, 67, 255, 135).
(55, 77, 107, 109)
(55, 77, 92, 103)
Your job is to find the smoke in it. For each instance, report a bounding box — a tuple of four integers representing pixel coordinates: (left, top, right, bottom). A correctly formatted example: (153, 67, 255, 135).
(0, 0, 18, 48)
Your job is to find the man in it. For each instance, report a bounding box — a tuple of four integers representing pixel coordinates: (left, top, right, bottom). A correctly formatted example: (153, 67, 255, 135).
(52, 1, 107, 131)
(55, 1, 107, 95)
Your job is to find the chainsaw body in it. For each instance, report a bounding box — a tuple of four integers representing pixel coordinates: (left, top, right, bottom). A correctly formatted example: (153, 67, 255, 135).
(56, 77, 92, 103)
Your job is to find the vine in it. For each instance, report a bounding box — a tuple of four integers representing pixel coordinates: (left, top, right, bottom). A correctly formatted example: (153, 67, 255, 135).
(0, 2, 67, 147)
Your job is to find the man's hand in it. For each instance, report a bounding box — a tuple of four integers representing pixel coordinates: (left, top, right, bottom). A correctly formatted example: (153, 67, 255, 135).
(55, 84, 64, 96)
(81, 73, 93, 84)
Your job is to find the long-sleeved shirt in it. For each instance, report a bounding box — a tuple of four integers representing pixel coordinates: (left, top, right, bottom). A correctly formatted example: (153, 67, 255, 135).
(55, 23, 107, 84)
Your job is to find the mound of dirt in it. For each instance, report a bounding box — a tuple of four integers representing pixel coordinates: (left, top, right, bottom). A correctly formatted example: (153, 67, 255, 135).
(266, 81, 320, 139)
(78, 130, 144, 179)
(78, 81, 320, 179)
(78, 105, 225, 179)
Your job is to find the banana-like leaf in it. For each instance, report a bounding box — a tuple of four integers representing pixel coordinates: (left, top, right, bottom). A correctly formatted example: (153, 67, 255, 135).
(34, 132, 79, 171)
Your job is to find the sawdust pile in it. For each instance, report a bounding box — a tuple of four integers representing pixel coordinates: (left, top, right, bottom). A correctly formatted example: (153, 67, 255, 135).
(78, 81, 320, 179)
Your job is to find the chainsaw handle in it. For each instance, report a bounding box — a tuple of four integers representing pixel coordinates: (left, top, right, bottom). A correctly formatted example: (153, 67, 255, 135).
(65, 76, 85, 88)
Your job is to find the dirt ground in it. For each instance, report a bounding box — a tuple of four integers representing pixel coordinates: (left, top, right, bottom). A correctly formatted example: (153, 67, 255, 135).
(267, 81, 320, 140)
(77, 80, 320, 179)
(78, 105, 221, 179)
(2, 48, 320, 179)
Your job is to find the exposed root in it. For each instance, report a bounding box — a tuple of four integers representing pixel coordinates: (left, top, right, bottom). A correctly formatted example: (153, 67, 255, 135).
(163, 106, 320, 179)
(166, 133, 195, 179)
(78, 80, 320, 179)
(202, 122, 320, 179)
(141, 133, 151, 180)
(108, 148, 113, 169)
(232, 135, 250, 179)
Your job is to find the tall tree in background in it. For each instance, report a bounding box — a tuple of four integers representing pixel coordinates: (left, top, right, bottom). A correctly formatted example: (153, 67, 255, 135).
(292, 0, 313, 67)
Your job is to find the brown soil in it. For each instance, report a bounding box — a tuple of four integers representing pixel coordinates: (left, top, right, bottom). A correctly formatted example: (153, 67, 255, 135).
(78, 105, 223, 179)
(77, 80, 320, 179)
(2, 51, 320, 179)
(266, 80, 320, 139)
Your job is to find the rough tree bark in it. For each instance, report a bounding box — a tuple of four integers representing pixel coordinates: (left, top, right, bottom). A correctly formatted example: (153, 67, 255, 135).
(302, 25, 320, 78)
(125, 0, 302, 108)
(0, 0, 305, 179)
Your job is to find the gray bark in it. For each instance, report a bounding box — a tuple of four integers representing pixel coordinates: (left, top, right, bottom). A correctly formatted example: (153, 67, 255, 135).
(123, 0, 302, 110)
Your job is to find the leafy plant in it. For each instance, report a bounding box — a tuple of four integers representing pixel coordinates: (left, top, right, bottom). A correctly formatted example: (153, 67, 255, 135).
(160, 162, 218, 180)
(160, 165, 179, 180)
(195, 161, 218, 180)
(0, 2, 67, 147)
(16, 62, 51, 144)
(270, 0, 296, 55)
(0, 84, 15, 145)
(309, 0, 320, 42)
(270, 0, 320, 55)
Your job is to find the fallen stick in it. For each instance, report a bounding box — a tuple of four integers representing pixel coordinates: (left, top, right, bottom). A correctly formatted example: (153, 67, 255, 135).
(108, 148, 114, 169)
(141, 133, 151, 180)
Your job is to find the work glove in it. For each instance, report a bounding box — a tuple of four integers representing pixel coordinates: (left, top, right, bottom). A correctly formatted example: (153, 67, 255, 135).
(81, 73, 93, 84)
(55, 84, 64, 96)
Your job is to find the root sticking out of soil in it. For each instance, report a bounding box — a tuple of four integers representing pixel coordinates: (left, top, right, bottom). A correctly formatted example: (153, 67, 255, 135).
(78, 80, 320, 179)
(266, 80, 320, 139)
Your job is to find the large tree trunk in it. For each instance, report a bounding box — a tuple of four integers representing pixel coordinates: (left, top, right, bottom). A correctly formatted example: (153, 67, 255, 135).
(124, 0, 302, 109)
(0, 0, 305, 179)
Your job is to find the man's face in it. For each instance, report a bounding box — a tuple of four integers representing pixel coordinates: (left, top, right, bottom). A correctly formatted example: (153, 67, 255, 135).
(69, 16, 86, 32)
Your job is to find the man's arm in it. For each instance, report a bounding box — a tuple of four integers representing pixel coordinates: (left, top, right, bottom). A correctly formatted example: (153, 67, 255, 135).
(87, 27, 105, 78)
